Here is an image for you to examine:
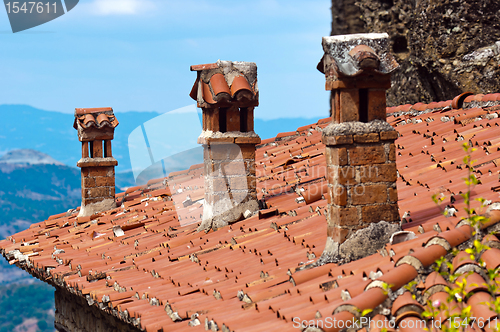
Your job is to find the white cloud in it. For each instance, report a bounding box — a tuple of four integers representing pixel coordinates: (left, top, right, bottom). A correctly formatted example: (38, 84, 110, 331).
(87, 0, 156, 15)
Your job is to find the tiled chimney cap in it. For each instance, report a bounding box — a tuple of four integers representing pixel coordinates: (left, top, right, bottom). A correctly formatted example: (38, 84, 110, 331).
(73, 107, 119, 142)
(190, 60, 258, 108)
(318, 33, 399, 77)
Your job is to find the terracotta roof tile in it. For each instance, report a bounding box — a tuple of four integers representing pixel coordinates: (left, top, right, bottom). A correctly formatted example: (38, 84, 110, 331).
(73, 108, 118, 130)
(4, 92, 500, 330)
(190, 61, 258, 108)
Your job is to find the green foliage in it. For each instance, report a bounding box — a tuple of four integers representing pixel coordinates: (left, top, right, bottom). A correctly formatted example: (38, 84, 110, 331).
(424, 142, 499, 332)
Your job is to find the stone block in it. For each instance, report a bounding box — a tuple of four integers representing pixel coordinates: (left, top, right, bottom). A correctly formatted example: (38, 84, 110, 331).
(353, 133, 380, 143)
(328, 165, 357, 186)
(88, 187, 109, 198)
(229, 176, 249, 190)
(348, 145, 386, 165)
(95, 177, 115, 187)
(212, 178, 229, 192)
(331, 226, 350, 244)
(239, 144, 256, 159)
(227, 144, 243, 160)
(87, 166, 113, 178)
(219, 161, 247, 176)
(235, 137, 261, 144)
(350, 184, 387, 205)
(82, 177, 95, 188)
(231, 192, 250, 203)
(388, 143, 396, 161)
(204, 160, 216, 176)
(328, 205, 359, 227)
(359, 163, 397, 183)
(208, 144, 229, 160)
(388, 187, 398, 203)
(329, 184, 347, 206)
(380, 130, 399, 140)
(362, 204, 400, 223)
(325, 147, 348, 166)
(322, 135, 354, 146)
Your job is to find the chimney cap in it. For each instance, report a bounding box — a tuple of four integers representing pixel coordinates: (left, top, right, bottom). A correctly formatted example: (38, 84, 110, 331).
(318, 33, 399, 77)
(190, 60, 258, 108)
(73, 107, 119, 141)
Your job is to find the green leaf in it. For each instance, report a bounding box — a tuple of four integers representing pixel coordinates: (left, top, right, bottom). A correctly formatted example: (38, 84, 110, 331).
(361, 309, 372, 316)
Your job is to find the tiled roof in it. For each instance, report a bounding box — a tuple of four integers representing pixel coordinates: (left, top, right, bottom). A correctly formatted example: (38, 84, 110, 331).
(2, 93, 500, 331)
(190, 61, 258, 108)
(73, 107, 119, 130)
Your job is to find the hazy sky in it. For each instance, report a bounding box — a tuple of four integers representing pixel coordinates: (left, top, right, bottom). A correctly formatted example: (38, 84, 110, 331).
(0, 0, 331, 120)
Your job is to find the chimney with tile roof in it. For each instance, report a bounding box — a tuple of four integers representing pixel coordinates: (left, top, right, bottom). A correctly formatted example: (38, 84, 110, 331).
(317, 33, 402, 262)
(190, 60, 261, 231)
(73, 107, 119, 217)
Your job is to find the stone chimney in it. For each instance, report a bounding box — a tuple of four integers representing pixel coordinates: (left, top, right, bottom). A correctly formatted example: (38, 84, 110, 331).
(190, 60, 261, 231)
(317, 33, 401, 263)
(73, 107, 119, 217)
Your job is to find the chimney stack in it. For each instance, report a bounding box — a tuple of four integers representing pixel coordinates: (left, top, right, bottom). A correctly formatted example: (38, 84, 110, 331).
(190, 60, 261, 231)
(73, 108, 119, 217)
(317, 34, 401, 263)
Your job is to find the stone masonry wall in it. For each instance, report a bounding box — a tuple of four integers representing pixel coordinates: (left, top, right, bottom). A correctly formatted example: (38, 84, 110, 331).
(330, 0, 500, 107)
(202, 142, 258, 228)
(324, 130, 399, 244)
(81, 166, 116, 206)
(54, 288, 140, 332)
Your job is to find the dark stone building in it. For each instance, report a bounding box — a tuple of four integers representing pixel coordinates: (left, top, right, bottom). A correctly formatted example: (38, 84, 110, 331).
(330, 0, 500, 107)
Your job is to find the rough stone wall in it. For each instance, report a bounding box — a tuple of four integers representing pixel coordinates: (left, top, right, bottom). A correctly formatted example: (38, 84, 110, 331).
(200, 142, 259, 230)
(330, 0, 500, 107)
(323, 127, 399, 244)
(330, 0, 364, 36)
(54, 288, 140, 332)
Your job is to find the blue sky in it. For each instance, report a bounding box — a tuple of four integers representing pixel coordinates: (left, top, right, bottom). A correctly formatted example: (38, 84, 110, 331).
(0, 0, 331, 120)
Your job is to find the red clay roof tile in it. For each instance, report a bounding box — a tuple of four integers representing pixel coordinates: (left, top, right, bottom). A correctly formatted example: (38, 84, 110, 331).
(3, 92, 500, 331)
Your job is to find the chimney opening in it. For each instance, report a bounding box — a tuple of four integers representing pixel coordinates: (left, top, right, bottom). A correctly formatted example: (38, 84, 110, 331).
(240, 108, 248, 132)
(359, 88, 369, 123)
(89, 141, 94, 158)
(219, 108, 227, 133)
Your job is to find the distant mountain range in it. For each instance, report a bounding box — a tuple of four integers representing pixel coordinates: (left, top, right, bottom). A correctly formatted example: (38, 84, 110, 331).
(0, 150, 81, 238)
(0, 148, 63, 166)
(0, 104, 160, 173)
(0, 105, 323, 290)
(0, 105, 322, 214)
(0, 104, 319, 177)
